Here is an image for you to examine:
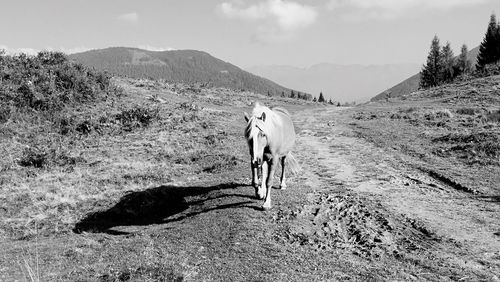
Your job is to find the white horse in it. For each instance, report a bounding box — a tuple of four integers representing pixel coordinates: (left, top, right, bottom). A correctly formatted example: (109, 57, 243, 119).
(244, 102, 299, 210)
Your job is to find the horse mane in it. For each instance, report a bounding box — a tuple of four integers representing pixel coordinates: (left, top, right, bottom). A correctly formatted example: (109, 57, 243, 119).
(244, 117, 256, 140)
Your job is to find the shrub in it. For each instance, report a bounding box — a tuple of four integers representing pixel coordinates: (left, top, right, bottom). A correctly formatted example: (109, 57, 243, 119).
(424, 109, 453, 120)
(18, 147, 48, 168)
(486, 109, 500, 123)
(0, 104, 11, 123)
(115, 106, 160, 131)
(456, 107, 477, 115)
(18, 143, 85, 168)
(0, 51, 119, 114)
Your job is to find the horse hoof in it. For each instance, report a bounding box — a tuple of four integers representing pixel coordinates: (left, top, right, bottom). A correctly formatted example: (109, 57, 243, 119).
(261, 204, 271, 211)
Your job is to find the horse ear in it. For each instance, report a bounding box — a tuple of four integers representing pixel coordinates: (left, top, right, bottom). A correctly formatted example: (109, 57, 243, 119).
(244, 112, 250, 122)
(261, 112, 266, 122)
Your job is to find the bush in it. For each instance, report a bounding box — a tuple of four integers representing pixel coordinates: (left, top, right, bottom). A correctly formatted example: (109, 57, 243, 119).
(424, 109, 453, 120)
(486, 109, 500, 123)
(18, 143, 85, 168)
(0, 104, 11, 123)
(0, 51, 119, 115)
(18, 147, 48, 168)
(115, 106, 160, 131)
(456, 107, 477, 115)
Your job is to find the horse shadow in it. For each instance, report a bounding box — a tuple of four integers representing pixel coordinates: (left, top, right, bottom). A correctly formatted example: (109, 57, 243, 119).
(73, 182, 256, 234)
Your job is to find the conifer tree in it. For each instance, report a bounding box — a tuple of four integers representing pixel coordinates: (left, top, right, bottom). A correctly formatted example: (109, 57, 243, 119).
(290, 90, 295, 98)
(441, 42, 455, 83)
(318, 92, 325, 103)
(456, 44, 472, 76)
(420, 35, 443, 88)
(477, 13, 500, 69)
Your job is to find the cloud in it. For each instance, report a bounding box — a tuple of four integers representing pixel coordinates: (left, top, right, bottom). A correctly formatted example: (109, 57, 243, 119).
(0, 45, 91, 55)
(0, 45, 39, 55)
(59, 46, 91, 54)
(116, 12, 139, 24)
(218, 0, 317, 42)
(138, 45, 176, 52)
(327, 0, 490, 20)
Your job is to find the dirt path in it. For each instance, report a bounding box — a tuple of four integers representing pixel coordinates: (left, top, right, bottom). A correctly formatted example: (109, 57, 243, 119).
(290, 106, 500, 280)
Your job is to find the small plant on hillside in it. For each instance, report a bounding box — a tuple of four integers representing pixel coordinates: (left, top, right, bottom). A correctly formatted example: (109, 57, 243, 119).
(318, 92, 325, 103)
(115, 105, 160, 131)
(486, 109, 500, 123)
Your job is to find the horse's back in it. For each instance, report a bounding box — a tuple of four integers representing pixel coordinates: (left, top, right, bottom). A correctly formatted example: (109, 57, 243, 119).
(272, 107, 295, 154)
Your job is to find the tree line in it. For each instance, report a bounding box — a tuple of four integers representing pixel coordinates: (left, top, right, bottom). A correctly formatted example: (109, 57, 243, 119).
(420, 13, 500, 89)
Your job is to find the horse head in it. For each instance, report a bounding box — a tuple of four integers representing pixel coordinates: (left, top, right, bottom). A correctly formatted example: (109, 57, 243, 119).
(244, 110, 268, 168)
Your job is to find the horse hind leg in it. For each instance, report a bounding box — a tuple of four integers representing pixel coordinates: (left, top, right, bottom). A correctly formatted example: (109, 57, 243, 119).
(279, 156, 287, 190)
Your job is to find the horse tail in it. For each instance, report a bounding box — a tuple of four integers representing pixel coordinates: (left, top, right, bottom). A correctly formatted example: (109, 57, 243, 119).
(285, 152, 301, 175)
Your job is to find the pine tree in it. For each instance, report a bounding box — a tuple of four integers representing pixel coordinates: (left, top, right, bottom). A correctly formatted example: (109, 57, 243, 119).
(441, 42, 455, 83)
(496, 19, 500, 63)
(290, 90, 295, 98)
(456, 44, 472, 76)
(318, 92, 325, 103)
(420, 35, 443, 88)
(476, 13, 500, 69)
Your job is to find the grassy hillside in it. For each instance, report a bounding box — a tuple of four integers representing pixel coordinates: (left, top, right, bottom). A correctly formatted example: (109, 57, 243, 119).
(372, 46, 480, 101)
(70, 47, 312, 100)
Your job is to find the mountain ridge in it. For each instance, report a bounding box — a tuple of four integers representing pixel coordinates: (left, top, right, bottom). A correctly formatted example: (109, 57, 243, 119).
(69, 47, 312, 100)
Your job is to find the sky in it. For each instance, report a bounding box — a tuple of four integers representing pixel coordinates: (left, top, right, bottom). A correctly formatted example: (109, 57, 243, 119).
(1, 0, 500, 68)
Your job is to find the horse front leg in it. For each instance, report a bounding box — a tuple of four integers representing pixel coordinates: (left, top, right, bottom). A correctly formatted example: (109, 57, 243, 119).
(262, 157, 277, 210)
(257, 161, 267, 200)
(251, 161, 263, 199)
(279, 156, 287, 190)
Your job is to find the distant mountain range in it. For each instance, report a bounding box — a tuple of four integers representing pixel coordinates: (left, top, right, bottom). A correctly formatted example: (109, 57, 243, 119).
(371, 46, 480, 102)
(69, 47, 311, 100)
(246, 63, 421, 103)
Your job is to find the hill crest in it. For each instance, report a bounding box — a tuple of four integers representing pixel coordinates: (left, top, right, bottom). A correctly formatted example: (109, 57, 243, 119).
(69, 47, 311, 100)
